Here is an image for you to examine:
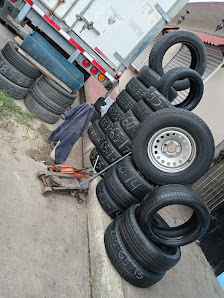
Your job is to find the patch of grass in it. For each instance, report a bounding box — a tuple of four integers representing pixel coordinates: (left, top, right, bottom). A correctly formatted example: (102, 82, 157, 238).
(37, 123, 52, 142)
(0, 91, 36, 128)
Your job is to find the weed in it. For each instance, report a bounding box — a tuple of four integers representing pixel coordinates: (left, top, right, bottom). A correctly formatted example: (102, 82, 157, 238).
(37, 123, 52, 142)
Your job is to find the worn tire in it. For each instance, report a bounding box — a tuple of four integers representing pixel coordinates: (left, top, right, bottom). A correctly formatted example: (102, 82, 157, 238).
(99, 113, 114, 133)
(104, 165, 139, 210)
(0, 72, 28, 99)
(98, 134, 122, 164)
(88, 120, 105, 146)
(108, 121, 132, 155)
(125, 77, 148, 102)
(143, 87, 174, 111)
(104, 217, 165, 288)
(120, 204, 181, 273)
(90, 147, 109, 173)
(96, 179, 124, 218)
(138, 185, 210, 246)
(120, 110, 140, 140)
(116, 90, 137, 112)
(24, 94, 60, 124)
(117, 156, 154, 199)
(149, 31, 207, 91)
(107, 102, 125, 123)
(132, 108, 215, 185)
(43, 76, 77, 98)
(137, 66, 177, 102)
(2, 41, 41, 79)
(94, 97, 106, 113)
(132, 99, 153, 122)
(91, 110, 101, 122)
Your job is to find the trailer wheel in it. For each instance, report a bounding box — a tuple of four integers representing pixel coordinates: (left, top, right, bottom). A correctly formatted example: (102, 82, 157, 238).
(0, 72, 28, 99)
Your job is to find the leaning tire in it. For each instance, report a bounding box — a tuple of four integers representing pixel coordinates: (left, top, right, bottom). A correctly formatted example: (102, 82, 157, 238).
(117, 156, 154, 199)
(119, 204, 181, 273)
(108, 121, 132, 155)
(138, 185, 210, 246)
(143, 87, 174, 111)
(0, 72, 28, 99)
(107, 102, 125, 123)
(96, 179, 124, 219)
(99, 113, 114, 133)
(132, 99, 153, 122)
(91, 110, 101, 123)
(0, 50, 35, 88)
(157, 67, 204, 111)
(132, 108, 215, 185)
(125, 77, 148, 102)
(94, 97, 106, 113)
(2, 41, 41, 79)
(98, 135, 122, 164)
(24, 94, 60, 124)
(116, 90, 137, 112)
(149, 31, 207, 91)
(104, 217, 165, 288)
(43, 76, 77, 98)
(88, 119, 105, 146)
(120, 110, 140, 139)
(90, 147, 109, 173)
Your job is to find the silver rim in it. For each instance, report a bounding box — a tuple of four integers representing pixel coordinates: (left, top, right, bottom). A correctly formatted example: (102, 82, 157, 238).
(147, 127, 196, 173)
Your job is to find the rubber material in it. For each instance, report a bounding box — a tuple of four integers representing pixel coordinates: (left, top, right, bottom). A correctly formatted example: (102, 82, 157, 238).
(116, 90, 137, 112)
(108, 121, 132, 155)
(0, 72, 28, 99)
(143, 86, 174, 111)
(94, 97, 106, 113)
(90, 146, 109, 173)
(99, 113, 114, 133)
(125, 77, 148, 102)
(133, 99, 154, 122)
(88, 119, 105, 146)
(43, 76, 77, 98)
(91, 110, 101, 123)
(120, 110, 140, 139)
(107, 102, 125, 123)
(98, 134, 122, 164)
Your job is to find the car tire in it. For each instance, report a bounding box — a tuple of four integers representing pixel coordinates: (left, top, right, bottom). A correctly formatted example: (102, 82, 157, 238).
(132, 99, 154, 122)
(120, 110, 140, 140)
(125, 77, 148, 102)
(88, 119, 105, 146)
(94, 97, 106, 113)
(143, 86, 174, 111)
(107, 102, 125, 123)
(90, 146, 109, 173)
(98, 134, 122, 164)
(99, 113, 114, 133)
(108, 121, 132, 155)
(116, 90, 137, 112)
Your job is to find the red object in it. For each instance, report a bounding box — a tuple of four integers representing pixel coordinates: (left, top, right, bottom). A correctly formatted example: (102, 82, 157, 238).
(90, 67, 98, 75)
(82, 60, 91, 68)
(44, 15, 61, 31)
(48, 165, 86, 179)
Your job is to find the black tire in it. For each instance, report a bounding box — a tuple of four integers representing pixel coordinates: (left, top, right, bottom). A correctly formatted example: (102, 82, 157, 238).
(108, 121, 132, 155)
(157, 67, 204, 111)
(116, 90, 137, 112)
(24, 94, 60, 124)
(99, 113, 114, 133)
(132, 108, 215, 186)
(138, 185, 210, 246)
(88, 120, 105, 146)
(143, 86, 174, 111)
(98, 134, 122, 164)
(2, 41, 41, 79)
(38, 76, 75, 108)
(0, 72, 28, 99)
(96, 179, 124, 218)
(132, 99, 153, 122)
(120, 110, 140, 140)
(104, 217, 165, 288)
(120, 204, 181, 273)
(90, 147, 109, 173)
(94, 97, 106, 113)
(0, 0, 4, 8)
(104, 165, 139, 210)
(0, 50, 35, 88)
(137, 66, 177, 102)
(149, 31, 207, 91)
(43, 76, 77, 98)
(117, 156, 154, 199)
(30, 84, 66, 115)
(107, 102, 125, 123)
(91, 110, 101, 123)
(125, 77, 148, 102)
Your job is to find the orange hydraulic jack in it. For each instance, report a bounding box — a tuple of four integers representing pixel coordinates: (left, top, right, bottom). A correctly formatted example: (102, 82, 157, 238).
(48, 165, 88, 179)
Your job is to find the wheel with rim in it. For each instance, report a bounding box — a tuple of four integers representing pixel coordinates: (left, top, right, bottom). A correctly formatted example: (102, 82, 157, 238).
(132, 108, 215, 185)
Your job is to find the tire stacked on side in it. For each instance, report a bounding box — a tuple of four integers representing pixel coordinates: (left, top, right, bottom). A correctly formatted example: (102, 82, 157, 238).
(25, 75, 77, 124)
(0, 41, 41, 99)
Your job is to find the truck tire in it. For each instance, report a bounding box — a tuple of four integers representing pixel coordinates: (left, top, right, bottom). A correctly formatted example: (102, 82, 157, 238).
(143, 87, 174, 111)
(98, 135, 122, 164)
(43, 76, 77, 98)
(132, 108, 215, 186)
(96, 179, 124, 219)
(108, 121, 132, 155)
(88, 120, 105, 146)
(138, 185, 210, 246)
(90, 147, 109, 173)
(24, 94, 60, 124)
(120, 110, 140, 139)
(104, 217, 165, 288)
(132, 99, 153, 122)
(94, 97, 106, 113)
(2, 41, 41, 79)
(137, 66, 177, 102)
(117, 156, 154, 199)
(116, 90, 137, 112)
(157, 67, 204, 111)
(99, 114, 114, 133)
(120, 204, 181, 273)
(38, 76, 75, 108)
(125, 77, 148, 102)
(0, 72, 28, 99)
(107, 102, 125, 123)
(104, 165, 139, 209)
(30, 84, 66, 115)
(149, 31, 207, 91)
(0, 50, 35, 88)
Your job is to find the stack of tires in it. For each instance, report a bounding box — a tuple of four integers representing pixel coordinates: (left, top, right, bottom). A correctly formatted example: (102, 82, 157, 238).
(25, 76, 77, 124)
(88, 31, 206, 172)
(104, 185, 210, 288)
(0, 41, 41, 99)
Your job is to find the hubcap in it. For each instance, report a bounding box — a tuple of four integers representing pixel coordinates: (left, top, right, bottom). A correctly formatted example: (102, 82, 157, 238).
(147, 127, 196, 173)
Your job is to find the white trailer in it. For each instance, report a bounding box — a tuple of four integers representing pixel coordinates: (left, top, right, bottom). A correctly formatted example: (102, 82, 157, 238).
(0, 0, 189, 90)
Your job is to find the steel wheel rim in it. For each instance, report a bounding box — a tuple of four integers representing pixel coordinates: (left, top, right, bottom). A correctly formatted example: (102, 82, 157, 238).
(147, 127, 196, 173)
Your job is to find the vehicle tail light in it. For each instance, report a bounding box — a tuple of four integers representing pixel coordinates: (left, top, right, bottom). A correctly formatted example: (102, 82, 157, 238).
(90, 67, 98, 75)
(98, 74, 105, 82)
(82, 60, 90, 68)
